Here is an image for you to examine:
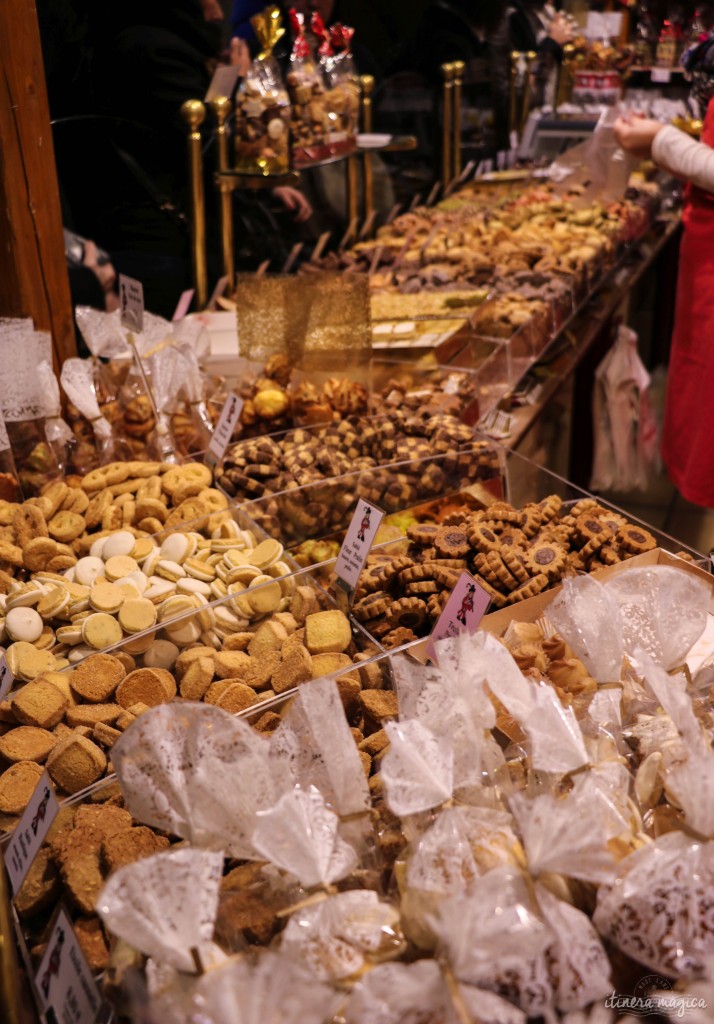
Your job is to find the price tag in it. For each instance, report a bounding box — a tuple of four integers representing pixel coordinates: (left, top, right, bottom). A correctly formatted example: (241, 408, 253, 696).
(334, 500, 385, 594)
(282, 242, 304, 274)
(310, 231, 332, 262)
(207, 393, 243, 465)
(207, 275, 229, 310)
(118, 275, 144, 334)
(255, 260, 271, 276)
(0, 653, 14, 701)
(426, 571, 491, 662)
(35, 906, 103, 1023)
(5, 770, 59, 895)
(458, 159, 477, 183)
(426, 182, 442, 206)
(205, 64, 241, 102)
(651, 68, 672, 83)
(386, 203, 403, 224)
(172, 289, 195, 322)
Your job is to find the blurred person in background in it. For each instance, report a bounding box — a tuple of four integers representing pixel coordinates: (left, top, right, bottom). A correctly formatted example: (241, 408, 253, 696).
(614, 32, 714, 508)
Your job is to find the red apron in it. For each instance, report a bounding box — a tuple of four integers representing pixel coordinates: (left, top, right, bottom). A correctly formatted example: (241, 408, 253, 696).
(661, 97, 714, 507)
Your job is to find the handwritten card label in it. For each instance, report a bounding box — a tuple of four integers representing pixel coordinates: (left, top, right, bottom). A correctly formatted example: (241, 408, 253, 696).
(207, 393, 243, 465)
(119, 274, 144, 334)
(35, 907, 103, 1024)
(172, 289, 195, 322)
(335, 500, 385, 593)
(426, 571, 491, 662)
(651, 67, 672, 84)
(205, 64, 241, 103)
(5, 770, 59, 894)
(0, 653, 14, 701)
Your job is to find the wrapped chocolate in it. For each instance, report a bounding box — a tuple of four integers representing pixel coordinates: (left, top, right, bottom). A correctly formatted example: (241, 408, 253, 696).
(594, 831, 714, 978)
(111, 704, 286, 859)
(252, 785, 359, 888)
(345, 960, 527, 1024)
(399, 805, 522, 949)
(36, 341, 74, 474)
(278, 889, 403, 981)
(96, 848, 225, 972)
(149, 952, 338, 1024)
(432, 865, 612, 1017)
(270, 677, 370, 817)
(0, 319, 62, 494)
(234, 6, 291, 176)
(509, 774, 625, 885)
(311, 14, 358, 157)
(61, 357, 130, 465)
(467, 632, 590, 775)
(287, 8, 331, 165)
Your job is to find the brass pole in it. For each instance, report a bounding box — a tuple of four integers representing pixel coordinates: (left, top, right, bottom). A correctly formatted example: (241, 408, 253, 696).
(210, 96, 235, 295)
(360, 74, 375, 224)
(520, 51, 537, 137)
(346, 154, 359, 229)
(441, 62, 455, 184)
(509, 51, 520, 141)
(557, 43, 576, 107)
(181, 99, 208, 309)
(452, 60, 465, 180)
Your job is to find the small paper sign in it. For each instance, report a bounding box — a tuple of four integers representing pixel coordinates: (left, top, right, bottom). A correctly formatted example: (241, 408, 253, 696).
(282, 242, 304, 273)
(119, 274, 144, 334)
(256, 260, 271, 276)
(426, 571, 491, 661)
(651, 67, 672, 84)
(310, 231, 332, 263)
(386, 203, 402, 224)
(208, 275, 229, 310)
(426, 182, 441, 206)
(35, 907, 103, 1023)
(5, 770, 59, 895)
(207, 393, 243, 464)
(335, 500, 385, 593)
(172, 289, 195, 322)
(205, 64, 241, 102)
(0, 653, 14, 701)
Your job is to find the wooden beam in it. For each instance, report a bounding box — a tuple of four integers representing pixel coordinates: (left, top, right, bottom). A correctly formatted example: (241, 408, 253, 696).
(0, 0, 76, 369)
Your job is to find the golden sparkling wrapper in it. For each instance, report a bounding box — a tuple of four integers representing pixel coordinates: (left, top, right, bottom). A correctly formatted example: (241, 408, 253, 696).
(251, 5, 285, 60)
(236, 273, 371, 372)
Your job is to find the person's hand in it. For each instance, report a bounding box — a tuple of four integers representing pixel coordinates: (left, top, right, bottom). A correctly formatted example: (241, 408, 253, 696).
(273, 186, 313, 223)
(82, 241, 119, 312)
(230, 37, 251, 76)
(549, 13, 574, 47)
(613, 116, 664, 159)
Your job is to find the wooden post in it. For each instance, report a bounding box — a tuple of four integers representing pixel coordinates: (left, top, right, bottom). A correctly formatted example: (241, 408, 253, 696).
(0, 0, 76, 369)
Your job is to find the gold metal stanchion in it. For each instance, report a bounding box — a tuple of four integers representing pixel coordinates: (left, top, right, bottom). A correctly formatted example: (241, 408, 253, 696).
(452, 60, 465, 180)
(181, 99, 208, 309)
(441, 62, 455, 184)
(360, 74, 375, 223)
(509, 51, 520, 142)
(346, 154, 359, 231)
(210, 96, 234, 294)
(556, 43, 576, 108)
(520, 51, 537, 137)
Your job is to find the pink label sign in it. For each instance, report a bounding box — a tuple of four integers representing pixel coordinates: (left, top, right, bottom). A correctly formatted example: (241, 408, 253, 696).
(425, 571, 491, 662)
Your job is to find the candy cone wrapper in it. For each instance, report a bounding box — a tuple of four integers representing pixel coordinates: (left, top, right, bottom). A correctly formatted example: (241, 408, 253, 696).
(112, 703, 284, 859)
(279, 889, 402, 981)
(269, 676, 370, 817)
(252, 785, 359, 888)
(96, 847, 224, 972)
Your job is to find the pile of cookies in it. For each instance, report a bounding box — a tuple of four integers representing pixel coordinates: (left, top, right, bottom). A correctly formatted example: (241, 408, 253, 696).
(0, 596, 377, 823)
(350, 495, 661, 644)
(217, 412, 501, 544)
(11, 642, 397, 974)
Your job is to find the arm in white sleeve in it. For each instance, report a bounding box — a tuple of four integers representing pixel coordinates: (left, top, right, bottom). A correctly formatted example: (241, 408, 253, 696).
(652, 124, 714, 194)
